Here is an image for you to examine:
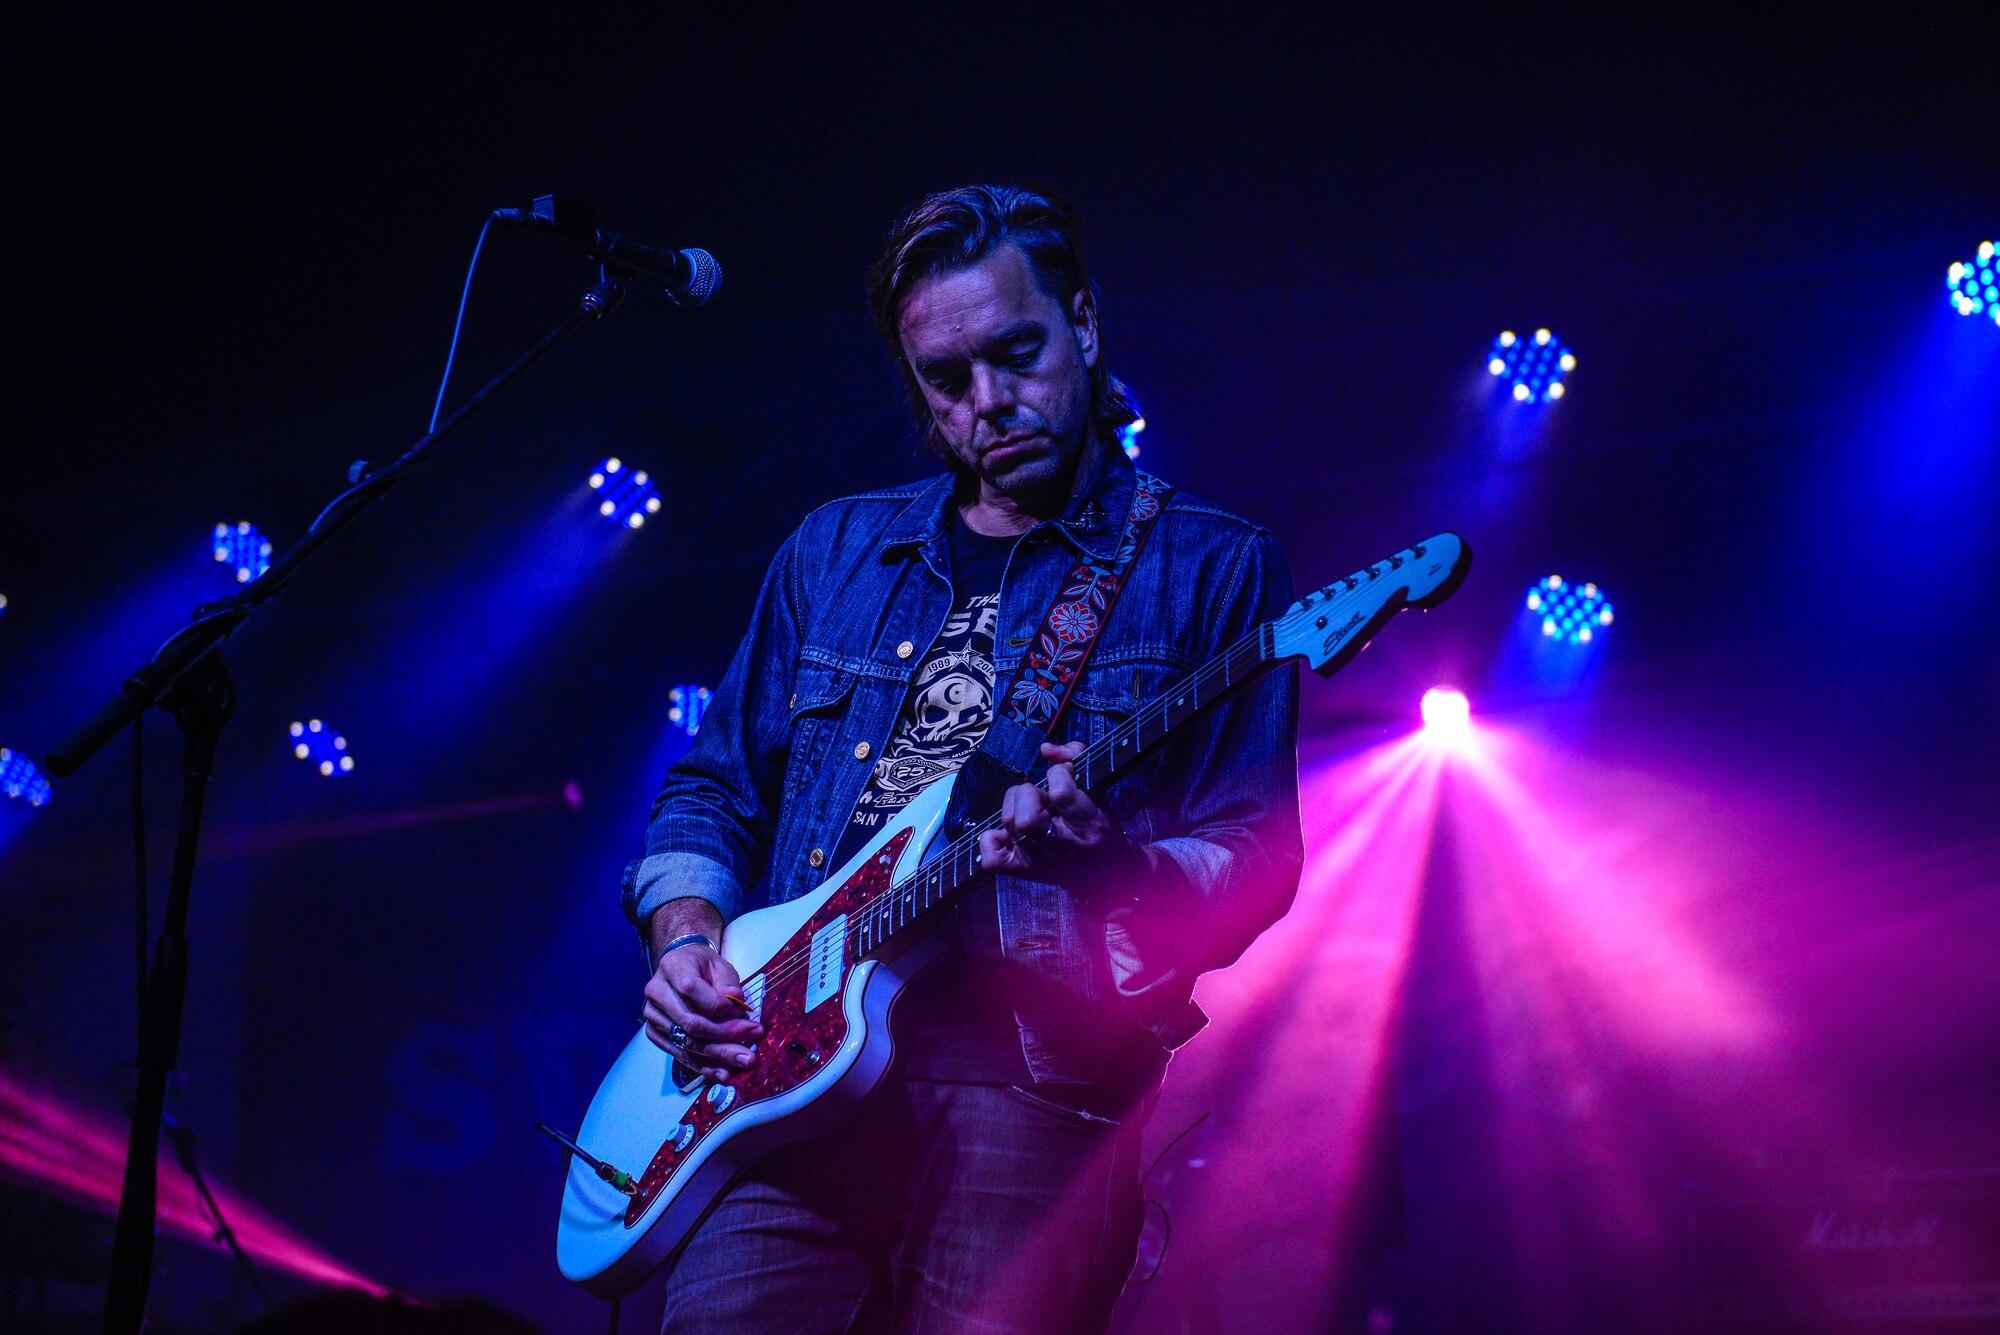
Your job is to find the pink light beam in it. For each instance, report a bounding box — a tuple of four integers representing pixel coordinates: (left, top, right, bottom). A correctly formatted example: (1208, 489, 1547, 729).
(0, 1071, 388, 1295)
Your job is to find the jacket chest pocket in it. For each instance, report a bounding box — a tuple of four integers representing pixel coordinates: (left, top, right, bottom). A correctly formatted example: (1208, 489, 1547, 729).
(784, 662, 857, 800)
(1065, 659, 1183, 831)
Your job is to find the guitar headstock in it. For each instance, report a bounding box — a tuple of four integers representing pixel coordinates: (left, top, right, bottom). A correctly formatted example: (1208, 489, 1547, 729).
(1270, 533, 1471, 675)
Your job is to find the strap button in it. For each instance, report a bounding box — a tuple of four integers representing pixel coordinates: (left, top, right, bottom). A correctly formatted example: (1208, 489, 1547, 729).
(808, 847, 825, 868)
(853, 741, 871, 760)
(896, 640, 915, 659)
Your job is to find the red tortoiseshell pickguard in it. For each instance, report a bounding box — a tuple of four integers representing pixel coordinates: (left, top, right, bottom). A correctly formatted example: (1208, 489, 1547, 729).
(623, 827, 913, 1225)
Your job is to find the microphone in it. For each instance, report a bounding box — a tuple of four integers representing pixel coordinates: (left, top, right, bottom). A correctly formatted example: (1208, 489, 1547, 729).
(494, 195, 721, 307)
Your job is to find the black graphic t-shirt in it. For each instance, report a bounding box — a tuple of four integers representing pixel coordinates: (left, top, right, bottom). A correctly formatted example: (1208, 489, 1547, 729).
(830, 517, 1030, 1083)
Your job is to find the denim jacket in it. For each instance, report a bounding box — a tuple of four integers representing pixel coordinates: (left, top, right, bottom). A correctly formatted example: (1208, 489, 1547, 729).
(623, 441, 1303, 1087)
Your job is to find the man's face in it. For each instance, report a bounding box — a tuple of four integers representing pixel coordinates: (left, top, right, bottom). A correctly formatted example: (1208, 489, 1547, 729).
(896, 244, 1099, 496)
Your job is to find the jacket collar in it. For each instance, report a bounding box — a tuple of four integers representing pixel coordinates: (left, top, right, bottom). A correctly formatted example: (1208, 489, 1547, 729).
(878, 434, 1137, 562)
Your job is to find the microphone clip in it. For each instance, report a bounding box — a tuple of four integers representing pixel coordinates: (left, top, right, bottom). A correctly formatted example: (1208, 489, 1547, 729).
(492, 195, 602, 249)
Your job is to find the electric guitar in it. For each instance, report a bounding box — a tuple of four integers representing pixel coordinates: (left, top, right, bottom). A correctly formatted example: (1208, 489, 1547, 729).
(555, 532, 1471, 1296)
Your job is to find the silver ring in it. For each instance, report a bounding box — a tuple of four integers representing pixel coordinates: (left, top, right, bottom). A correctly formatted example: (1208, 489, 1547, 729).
(666, 1022, 690, 1048)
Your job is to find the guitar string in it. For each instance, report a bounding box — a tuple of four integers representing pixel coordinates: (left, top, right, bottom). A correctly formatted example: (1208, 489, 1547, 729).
(736, 561, 1392, 1006)
(736, 626, 1268, 1005)
(734, 558, 1402, 1005)
(730, 556, 1410, 1003)
(850, 553, 1410, 944)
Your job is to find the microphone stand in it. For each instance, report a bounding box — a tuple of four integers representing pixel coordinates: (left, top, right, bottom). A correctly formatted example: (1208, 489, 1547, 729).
(47, 272, 630, 1335)
(165, 1117, 272, 1313)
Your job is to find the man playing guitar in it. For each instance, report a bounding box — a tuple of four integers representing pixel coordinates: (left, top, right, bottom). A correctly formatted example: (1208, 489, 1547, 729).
(622, 184, 1304, 1332)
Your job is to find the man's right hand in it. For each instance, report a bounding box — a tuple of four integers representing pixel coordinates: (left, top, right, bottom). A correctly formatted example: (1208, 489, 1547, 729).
(642, 901, 764, 1083)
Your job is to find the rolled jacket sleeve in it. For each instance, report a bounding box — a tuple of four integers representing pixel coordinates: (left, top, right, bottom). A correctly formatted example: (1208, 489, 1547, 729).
(622, 527, 809, 935)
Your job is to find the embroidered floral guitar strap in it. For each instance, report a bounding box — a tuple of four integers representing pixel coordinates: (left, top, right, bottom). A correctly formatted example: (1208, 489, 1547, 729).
(999, 469, 1174, 740)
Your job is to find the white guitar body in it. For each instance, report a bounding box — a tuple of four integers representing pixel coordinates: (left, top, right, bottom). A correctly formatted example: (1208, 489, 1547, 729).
(555, 531, 1471, 1299)
(556, 775, 958, 1298)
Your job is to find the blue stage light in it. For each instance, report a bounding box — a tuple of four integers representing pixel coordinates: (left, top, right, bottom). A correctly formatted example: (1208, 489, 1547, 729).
(1487, 328, 1576, 403)
(1, 747, 53, 807)
(1946, 241, 1999, 326)
(288, 719, 354, 776)
(587, 457, 663, 529)
(212, 522, 273, 583)
(1117, 417, 1146, 459)
(668, 685, 713, 736)
(1526, 575, 1614, 645)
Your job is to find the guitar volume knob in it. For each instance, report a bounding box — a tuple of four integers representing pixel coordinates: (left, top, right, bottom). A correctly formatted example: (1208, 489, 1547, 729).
(705, 1084, 737, 1114)
(667, 1122, 695, 1153)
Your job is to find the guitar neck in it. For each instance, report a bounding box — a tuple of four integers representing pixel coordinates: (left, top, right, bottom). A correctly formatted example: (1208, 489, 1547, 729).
(849, 622, 1278, 956)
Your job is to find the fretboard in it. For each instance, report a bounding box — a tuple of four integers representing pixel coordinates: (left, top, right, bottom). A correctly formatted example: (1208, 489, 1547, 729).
(847, 622, 1276, 957)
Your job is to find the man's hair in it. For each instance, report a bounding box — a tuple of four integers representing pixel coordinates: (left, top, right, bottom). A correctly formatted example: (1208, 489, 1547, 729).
(865, 184, 1139, 460)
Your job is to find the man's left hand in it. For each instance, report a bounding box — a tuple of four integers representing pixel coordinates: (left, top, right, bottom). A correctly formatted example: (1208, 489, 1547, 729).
(978, 740, 1147, 900)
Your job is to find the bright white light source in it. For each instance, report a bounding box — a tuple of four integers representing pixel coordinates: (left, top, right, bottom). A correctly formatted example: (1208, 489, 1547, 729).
(589, 455, 661, 527)
(1488, 328, 1576, 402)
(1945, 240, 1999, 326)
(212, 520, 273, 584)
(1117, 415, 1146, 459)
(289, 719, 352, 778)
(1420, 687, 1473, 747)
(1526, 574, 1615, 645)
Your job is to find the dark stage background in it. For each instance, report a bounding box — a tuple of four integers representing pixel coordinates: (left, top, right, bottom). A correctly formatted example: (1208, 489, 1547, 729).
(4, 7, 1997, 1333)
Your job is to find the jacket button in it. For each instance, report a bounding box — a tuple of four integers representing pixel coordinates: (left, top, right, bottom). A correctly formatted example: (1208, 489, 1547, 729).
(789, 693, 798, 710)
(809, 848, 825, 868)
(896, 640, 915, 659)
(853, 741, 871, 760)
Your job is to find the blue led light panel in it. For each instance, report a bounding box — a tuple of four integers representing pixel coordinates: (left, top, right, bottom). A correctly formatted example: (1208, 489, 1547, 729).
(1117, 416, 1146, 459)
(213, 522, 273, 583)
(588, 457, 663, 529)
(668, 684, 714, 736)
(1947, 241, 1998, 326)
(289, 719, 354, 776)
(1488, 328, 1576, 402)
(1526, 575, 1614, 645)
(1, 747, 53, 807)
